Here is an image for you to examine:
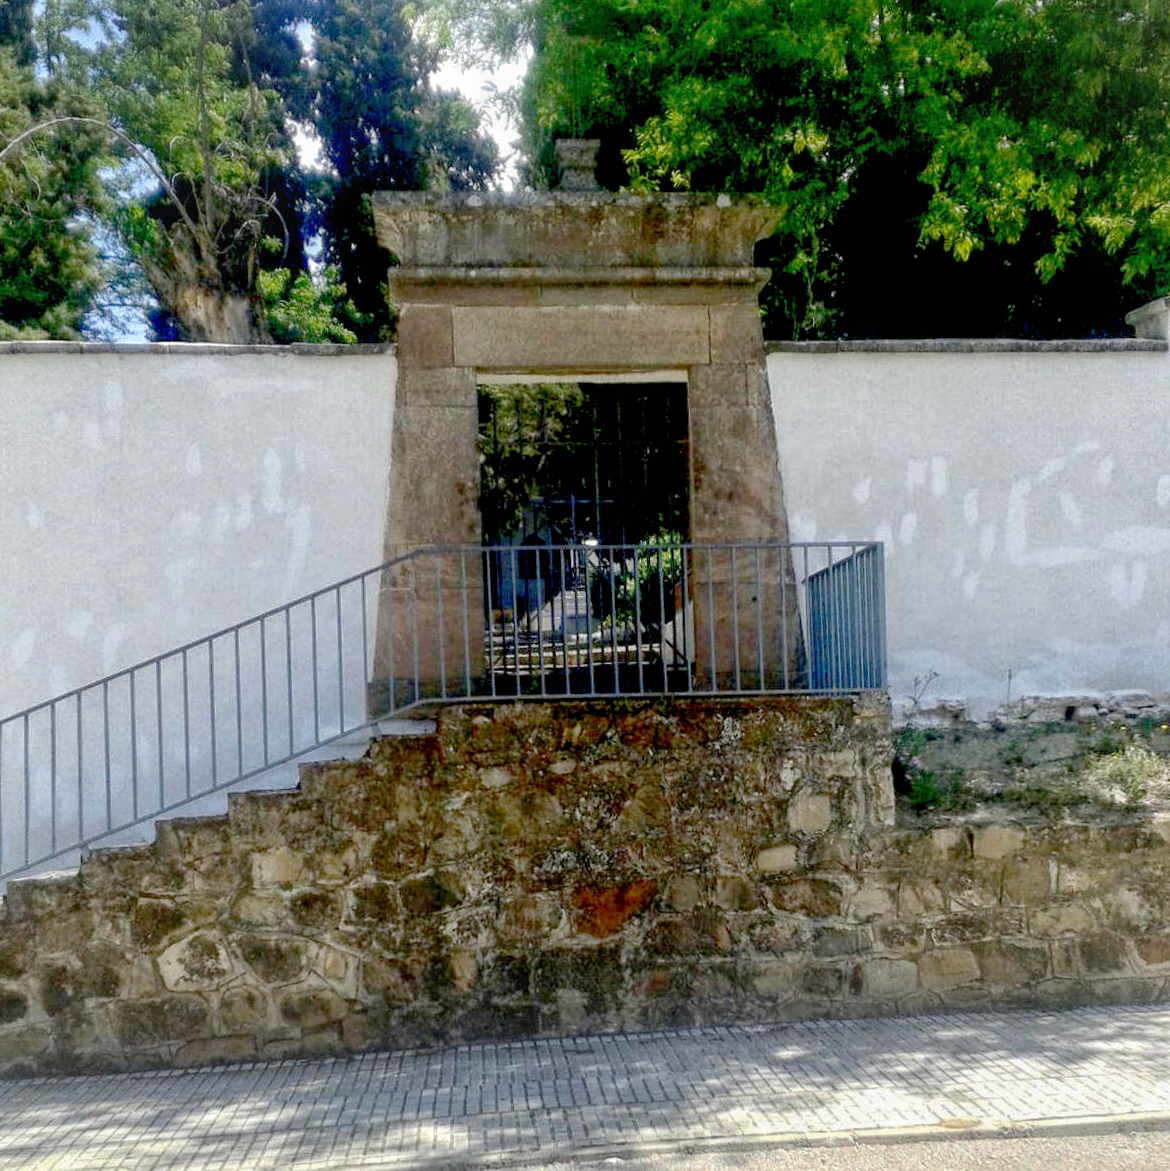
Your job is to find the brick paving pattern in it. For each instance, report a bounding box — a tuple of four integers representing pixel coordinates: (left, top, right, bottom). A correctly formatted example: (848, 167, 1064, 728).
(0, 1005, 1168, 1169)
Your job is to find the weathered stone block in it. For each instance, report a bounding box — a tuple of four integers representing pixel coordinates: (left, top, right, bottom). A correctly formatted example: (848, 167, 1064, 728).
(250, 847, 305, 888)
(536, 948, 623, 1018)
(450, 950, 478, 994)
(709, 306, 765, 364)
(289, 891, 343, 931)
(666, 875, 702, 911)
(973, 825, 1026, 861)
(230, 893, 288, 929)
(1135, 933, 1170, 966)
(115, 996, 209, 1046)
(1030, 902, 1095, 937)
(752, 961, 799, 998)
(0, 930, 31, 980)
(280, 989, 348, 1029)
(974, 940, 1050, 987)
(398, 366, 475, 407)
(131, 900, 187, 949)
(769, 878, 843, 918)
(1002, 856, 1052, 905)
(0, 1029, 51, 1065)
(712, 876, 759, 912)
(803, 965, 845, 997)
(847, 886, 894, 922)
(898, 882, 945, 918)
(757, 844, 799, 873)
(400, 875, 461, 917)
(687, 362, 749, 406)
(239, 937, 308, 985)
(1051, 940, 1080, 977)
(645, 910, 728, 957)
(787, 791, 832, 834)
(397, 306, 453, 368)
(452, 305, 709, 370)
(862, 958, 918, 998)
(932, 909, 1025, 944)
(0, 992, 27, 1024)
(158, 933, 232, 992)
(1079, 933, 1131, 975)
(930, 827, 964, 856)
(811, 835, 856, 871)
(613, 783, 669, 837)
(221, 987, 268, 1031)
(350, 883, 396, 922)
(918, 947, 980, 990)
(811, 928, 867, 958)
(572, 881, 657, 937)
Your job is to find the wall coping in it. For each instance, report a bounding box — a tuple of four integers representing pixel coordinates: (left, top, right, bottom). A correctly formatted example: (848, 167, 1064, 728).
(4, 337, 1163, 357)
(766, 338, 1167, 354)
(0, 341, 396, 356)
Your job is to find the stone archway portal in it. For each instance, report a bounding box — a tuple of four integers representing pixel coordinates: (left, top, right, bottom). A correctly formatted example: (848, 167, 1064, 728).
(370, 191, 794, 701)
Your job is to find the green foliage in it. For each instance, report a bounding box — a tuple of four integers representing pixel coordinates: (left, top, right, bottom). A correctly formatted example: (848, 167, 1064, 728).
(0, 0, 499, 342)
(516, 0, 1170, 337)
(478, 382, 584, 539)
(0, 44, 107, 338)
(93, 0, 297, 339)
(905, 769, 968, 814)
(257, 265, 365, 344)
(589, 532, 683, 629)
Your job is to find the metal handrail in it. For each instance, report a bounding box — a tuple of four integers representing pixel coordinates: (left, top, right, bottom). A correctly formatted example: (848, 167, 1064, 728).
(0, 540, 884, 883)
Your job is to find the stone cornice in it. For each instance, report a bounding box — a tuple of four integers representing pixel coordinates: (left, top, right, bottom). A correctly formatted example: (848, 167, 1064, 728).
(766, 338, 1166, 354)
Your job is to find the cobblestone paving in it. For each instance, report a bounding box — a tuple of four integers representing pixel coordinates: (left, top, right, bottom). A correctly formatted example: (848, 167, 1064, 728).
(1, 1005, 1168, 1170)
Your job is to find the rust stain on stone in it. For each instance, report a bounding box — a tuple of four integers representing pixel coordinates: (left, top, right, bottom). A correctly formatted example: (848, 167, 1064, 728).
(572, 879, 658, 937)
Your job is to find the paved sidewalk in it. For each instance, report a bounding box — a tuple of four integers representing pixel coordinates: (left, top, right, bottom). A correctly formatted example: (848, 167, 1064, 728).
(1, 1004, 1168, 1170)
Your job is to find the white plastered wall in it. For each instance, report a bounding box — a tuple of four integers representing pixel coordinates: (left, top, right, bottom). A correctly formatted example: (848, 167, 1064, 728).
(1, 346, 396, 720)
(767, 344, 1170, 716)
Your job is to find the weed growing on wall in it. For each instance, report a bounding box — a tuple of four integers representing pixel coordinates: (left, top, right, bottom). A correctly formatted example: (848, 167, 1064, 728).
(898, 716, 1170, 818)
(1079, 740, 1170, 806)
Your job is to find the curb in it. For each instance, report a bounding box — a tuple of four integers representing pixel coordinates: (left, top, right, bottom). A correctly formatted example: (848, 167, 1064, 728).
(326, 1111, 1170, 1170)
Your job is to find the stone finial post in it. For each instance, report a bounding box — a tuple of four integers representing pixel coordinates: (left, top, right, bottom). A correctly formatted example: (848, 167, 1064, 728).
(554, 139, 601, 192)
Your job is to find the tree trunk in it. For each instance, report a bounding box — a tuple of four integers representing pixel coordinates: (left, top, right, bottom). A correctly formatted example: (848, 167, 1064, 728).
(141, 228, 272, 344)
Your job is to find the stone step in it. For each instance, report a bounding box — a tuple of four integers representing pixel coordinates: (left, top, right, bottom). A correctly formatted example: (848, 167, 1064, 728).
(1, 717, 439, 899)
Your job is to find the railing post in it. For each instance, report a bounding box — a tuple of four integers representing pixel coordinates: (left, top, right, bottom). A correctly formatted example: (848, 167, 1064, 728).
(372, 548, 485, 711)
(692, 542, 802, 691)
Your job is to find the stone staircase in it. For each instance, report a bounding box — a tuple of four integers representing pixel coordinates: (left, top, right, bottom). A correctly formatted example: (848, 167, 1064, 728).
(0, 719, 436, 896)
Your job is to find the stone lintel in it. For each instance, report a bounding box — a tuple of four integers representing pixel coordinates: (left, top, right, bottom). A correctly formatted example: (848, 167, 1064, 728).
(452, 305, 710, 371)
(390, 266, 772, 289)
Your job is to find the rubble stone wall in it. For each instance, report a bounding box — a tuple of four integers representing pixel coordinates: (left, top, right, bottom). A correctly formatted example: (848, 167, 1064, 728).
(1, 697, 1167, 1076)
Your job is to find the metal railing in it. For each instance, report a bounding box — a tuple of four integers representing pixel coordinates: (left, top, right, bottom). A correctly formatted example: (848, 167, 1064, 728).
(0, 540, 883, 882)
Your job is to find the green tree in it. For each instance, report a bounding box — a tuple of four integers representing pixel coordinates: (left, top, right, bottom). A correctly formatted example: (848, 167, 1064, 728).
(95, 0, 299, 341)
(306, 0, 500, 339)
(0, 2, 107, 339)
(512, 0, 1170, 337)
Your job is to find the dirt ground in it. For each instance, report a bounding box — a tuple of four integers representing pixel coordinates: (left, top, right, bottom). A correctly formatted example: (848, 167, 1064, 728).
(894, 715, 1170, 822)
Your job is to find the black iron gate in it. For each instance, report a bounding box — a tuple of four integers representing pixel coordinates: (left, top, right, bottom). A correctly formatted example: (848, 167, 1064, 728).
(478, 382, 691, 692)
